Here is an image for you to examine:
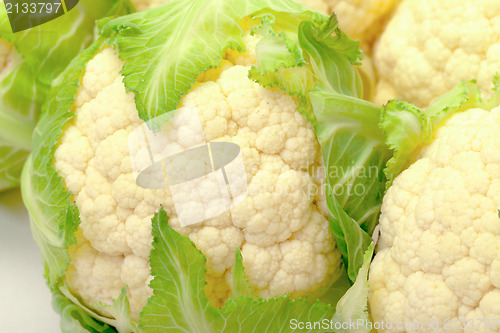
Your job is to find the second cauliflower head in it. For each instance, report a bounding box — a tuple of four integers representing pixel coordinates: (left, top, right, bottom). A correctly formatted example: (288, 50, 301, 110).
(370, 98, 500, 332)
(373, 0, 500, 107)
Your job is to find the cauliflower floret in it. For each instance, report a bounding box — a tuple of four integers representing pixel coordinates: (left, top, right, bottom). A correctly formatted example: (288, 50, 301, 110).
(239, 237, 339, 299)
(57, 36, 340, 319)
(74, 48, 125, 109)
(231, 160, 316, 247)
(373, 0, 500, 107)
(120, 255, 153, 318)
(465, 290, 500, 333)
(66, 242, 127, 308)
(369, 107, 500, 332)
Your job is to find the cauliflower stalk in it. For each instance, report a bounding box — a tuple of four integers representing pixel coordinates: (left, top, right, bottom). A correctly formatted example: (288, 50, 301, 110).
(0, 0, 133, 192)
(22, 0, 394, 331)
(369, 80, 500, 332)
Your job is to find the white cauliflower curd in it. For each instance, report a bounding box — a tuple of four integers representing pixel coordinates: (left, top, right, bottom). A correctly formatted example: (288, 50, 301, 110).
(369, 106, 500, 332)
(373, 0, 500, 107)
(55, 36, 341, 319)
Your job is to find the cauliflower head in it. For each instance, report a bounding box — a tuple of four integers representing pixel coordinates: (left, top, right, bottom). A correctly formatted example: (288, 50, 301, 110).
(369, 105, 500, 332)
(55, 37, 340, 319)
(373, 0, 500, 107)
(23, 1, 388, 329)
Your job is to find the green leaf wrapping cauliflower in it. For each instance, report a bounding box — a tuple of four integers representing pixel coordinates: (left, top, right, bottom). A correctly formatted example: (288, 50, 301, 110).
(22, 0, 393, 331)
(298, 0, 400, 53)
(373, 0, 500, 108)
(0, 0, 133, 192)
(294, 0, 397, 101)
(369, 81, 500, 332)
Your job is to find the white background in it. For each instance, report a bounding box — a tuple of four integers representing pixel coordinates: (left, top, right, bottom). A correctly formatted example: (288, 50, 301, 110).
(0, 188, 60, 333)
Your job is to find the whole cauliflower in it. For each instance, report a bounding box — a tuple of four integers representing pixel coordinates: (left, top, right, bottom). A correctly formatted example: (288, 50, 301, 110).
(369, 105, 500, 332)
(23, 2, 383, 330)
(56, 38, 340, 319)
(373, 0, 500, 107)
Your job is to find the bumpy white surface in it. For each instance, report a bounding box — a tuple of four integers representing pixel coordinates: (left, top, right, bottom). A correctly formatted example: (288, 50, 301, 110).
(369, 107, 500, 332)
(55, 37, 341, 320)
(373, 0, 500, 107)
